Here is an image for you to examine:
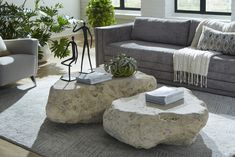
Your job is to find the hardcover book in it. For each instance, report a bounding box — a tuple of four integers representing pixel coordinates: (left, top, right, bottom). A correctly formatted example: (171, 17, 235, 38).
(145, 86, 184, 105)
(77, 71, 112, 85)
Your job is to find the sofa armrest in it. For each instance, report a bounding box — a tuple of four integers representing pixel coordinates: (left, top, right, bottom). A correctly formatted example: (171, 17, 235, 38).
(4, 38, 38, 56)
(95, 23, 133, 66)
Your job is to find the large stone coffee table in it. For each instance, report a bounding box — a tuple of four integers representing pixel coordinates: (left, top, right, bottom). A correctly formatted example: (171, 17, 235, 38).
(103, 88, 209, 149)
(46, 71, 157, 124)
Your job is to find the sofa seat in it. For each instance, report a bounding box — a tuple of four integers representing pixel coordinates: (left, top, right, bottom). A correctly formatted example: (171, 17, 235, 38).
(0, 54, 35, 85)
(105, 40, 184, 64)
(104, 40, 235, 84)
(210, 55, 235, 75)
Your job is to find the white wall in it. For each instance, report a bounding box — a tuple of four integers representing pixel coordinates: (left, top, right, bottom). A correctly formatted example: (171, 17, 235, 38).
(4, 0, 80, 18)
(141, 0, 165, 18)
(80, 0, 89, 20)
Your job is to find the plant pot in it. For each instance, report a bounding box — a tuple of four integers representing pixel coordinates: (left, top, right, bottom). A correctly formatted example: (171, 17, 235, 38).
(39, 43, 51, 63)
(104, 54, 137, 77)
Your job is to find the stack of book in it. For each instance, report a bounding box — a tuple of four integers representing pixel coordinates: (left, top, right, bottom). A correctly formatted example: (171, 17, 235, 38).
(77, 71, 112, 85)
(145, 86, 184, 105)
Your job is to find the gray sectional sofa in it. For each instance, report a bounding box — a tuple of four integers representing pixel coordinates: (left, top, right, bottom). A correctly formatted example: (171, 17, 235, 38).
(95, 17, 235, 97)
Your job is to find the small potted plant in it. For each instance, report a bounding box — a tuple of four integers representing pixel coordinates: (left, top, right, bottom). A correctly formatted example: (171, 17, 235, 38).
(104, 53, 137, 77)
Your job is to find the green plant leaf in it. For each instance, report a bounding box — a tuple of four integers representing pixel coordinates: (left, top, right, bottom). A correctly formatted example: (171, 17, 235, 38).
(0, 0, 71, 60)
(86, 0, 116, 27)
(104, 53, 137, 77)
(50, 38, 71, 59)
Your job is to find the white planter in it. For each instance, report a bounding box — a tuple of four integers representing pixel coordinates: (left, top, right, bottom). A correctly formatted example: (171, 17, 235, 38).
(39, 43, 51, 63)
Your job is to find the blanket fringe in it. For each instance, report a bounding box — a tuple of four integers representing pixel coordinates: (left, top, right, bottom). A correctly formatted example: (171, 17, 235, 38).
(174, 71, 207, 88)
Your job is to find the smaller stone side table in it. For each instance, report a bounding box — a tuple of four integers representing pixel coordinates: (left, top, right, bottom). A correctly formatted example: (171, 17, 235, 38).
(46, 71, 157, 124)
(103, 88, 209, 149)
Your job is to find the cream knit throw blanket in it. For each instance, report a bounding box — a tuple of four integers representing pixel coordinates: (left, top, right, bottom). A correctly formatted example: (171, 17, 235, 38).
(173, 47, 218, 87)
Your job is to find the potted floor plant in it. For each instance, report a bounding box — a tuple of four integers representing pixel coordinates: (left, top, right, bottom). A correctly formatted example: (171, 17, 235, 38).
(0, 0, 36, 39)
(86, 0, 116, 27)
(32, 0, 71, 62)
(0, 0, 73, 62)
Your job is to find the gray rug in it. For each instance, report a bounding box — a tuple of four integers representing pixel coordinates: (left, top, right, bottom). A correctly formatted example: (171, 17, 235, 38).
(0, 75, 235, 157)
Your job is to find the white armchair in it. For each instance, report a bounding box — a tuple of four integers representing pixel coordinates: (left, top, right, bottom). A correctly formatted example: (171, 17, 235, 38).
(0, 38, 38, 86)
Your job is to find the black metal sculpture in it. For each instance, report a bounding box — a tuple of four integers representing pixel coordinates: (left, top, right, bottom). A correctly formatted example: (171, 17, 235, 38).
(61, 36, 78, 82)
(73, 20, 93, 74)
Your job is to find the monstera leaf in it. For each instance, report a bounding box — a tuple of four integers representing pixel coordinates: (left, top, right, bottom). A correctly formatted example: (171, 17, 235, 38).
(51, 37, 71, 59)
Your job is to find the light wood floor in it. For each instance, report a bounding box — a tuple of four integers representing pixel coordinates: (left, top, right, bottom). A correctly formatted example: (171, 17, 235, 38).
(0, 139, 41, 157)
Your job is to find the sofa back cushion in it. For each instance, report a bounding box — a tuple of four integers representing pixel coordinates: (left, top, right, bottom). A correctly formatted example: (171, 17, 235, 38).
(187, 19, 200, 46)
(131, 17, 191, 46)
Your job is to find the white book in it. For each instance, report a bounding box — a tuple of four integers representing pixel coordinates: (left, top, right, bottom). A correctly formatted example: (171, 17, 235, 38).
(145, 86, 184, 105)
(77, 71, 112, 85)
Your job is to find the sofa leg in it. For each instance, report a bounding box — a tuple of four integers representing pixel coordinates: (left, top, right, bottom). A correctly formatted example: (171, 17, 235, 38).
(30, 76, 36, 86)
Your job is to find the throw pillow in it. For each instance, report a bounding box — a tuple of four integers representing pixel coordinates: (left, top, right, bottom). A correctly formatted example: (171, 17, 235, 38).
(191, 20, 235, 48)
(197, 26, 235, 56)
(0, 36, 10, 57)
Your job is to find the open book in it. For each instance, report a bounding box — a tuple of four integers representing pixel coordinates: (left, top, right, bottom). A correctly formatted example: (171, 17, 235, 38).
(145, 86, 184, 105)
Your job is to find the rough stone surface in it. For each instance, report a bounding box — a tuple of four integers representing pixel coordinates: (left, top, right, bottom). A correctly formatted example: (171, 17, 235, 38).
(103, 88, 209, 149)
(46, 71, 157, 124)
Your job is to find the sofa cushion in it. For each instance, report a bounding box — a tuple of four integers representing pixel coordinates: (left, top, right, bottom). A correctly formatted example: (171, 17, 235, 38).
(209, 55, 235, 75)
(197, 26, 235, 56)
(187, 19, 200, 46)
(104, 40, 184, 65)
(131, 17, 191, 46)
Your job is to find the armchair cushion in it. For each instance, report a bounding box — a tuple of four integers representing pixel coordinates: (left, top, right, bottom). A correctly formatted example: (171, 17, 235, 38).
(0, 36, 10, 57)
(0, 54, 35, 86)
(0, 38, 38, 86)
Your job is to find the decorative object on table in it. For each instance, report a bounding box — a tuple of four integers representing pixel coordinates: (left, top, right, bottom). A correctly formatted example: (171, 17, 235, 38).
(60, 36, 78, 82)
(86, 0, 116, 27)
(77, 71, 112, 85)
(73, 20, 93, 73)
(104, 53, 137, 77)
(145, 86, 184, 105)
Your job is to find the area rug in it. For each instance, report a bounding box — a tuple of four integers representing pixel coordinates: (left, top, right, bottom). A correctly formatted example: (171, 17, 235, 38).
(0, 75, 235, 157)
